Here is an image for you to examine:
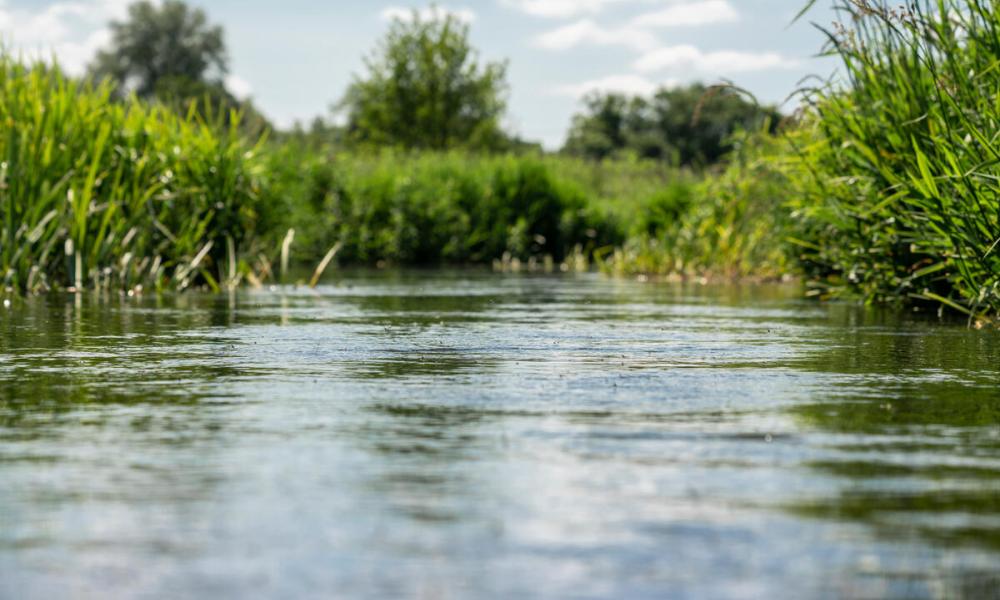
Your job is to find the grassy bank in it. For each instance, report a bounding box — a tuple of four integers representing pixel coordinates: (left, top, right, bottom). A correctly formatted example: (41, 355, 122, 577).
(0, 57, 698, 293)
(607, 0, 1000, 323)
(600, 131, 796, 280)
(0, 57, 271, 294)
(790, 0, 1000, 321)
(3, 0, 998, 325)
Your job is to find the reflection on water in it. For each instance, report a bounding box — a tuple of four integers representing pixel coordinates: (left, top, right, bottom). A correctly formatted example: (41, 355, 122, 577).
(787, 320, 1000, 564)
(1, 271, 999, 599)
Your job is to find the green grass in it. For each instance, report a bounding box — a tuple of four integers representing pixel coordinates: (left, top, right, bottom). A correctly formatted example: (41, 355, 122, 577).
(603, 0, 1000, 323)
(0, 55, 699, 292)
(6, 0, 1000, 327)
(0, 56, 269, 294)
(600, 131, 796, 280)
(786, 0, 1000, 320)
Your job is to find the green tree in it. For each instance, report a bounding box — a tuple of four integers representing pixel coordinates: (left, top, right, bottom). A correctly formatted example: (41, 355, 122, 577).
(562, 93, 634, 161)
(88, 1, 270, 135)
(563, 84, 782, 166)
(341, 10, 509, 150)
(89, 0, 228, 99)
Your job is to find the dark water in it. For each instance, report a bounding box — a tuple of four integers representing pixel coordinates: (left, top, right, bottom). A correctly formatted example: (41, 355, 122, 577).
(1, 271, 999, 599)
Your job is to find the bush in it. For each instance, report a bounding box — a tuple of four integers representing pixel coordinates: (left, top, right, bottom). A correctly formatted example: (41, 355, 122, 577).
(603, 130, 796, 279)
(269, 148, 625, 266)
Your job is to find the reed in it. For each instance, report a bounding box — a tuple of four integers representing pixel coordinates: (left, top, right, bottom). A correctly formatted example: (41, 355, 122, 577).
(604, 0, 1000, 321)
(0, 55, 269, 294)
(11, 0, 999, 322)
(789, 0, 1000, 320)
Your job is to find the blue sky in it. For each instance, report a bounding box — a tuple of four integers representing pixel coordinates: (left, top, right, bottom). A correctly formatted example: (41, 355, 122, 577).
(0, 0, 839, 148)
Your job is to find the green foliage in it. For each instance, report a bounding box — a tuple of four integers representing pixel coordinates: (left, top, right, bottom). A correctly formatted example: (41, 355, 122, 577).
(603, 0, 1000, 321)
(563, 94, 632, 162)
(341, 10, 509, 151)
(89, 0, 228, 100)
(787, 0, 1000, 320)
(12, 0, 1000, 325)
(0, 55, 268, 293)
(87, 0, 269, 135)
(267, 147, 628, 266)
(153, 75, 272, 137)
(563, 84, 783, 166)
(603, 131, 796, 279)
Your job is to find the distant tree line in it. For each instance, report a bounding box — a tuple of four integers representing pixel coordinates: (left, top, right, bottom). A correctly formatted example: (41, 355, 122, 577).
(562, 86, 782, 166)
(87, 0, 778, 165)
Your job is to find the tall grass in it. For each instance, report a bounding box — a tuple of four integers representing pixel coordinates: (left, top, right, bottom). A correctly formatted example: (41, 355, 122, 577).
(603, 0, 1000, 321)
(11, 0, 999, 322)
(790, 0, 1000, 319)
(0, 53, 699, 290)
(0, 56, 269, 294)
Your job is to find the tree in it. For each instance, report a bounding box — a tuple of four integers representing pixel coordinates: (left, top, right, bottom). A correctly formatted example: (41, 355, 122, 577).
(88, 1, 269, 134)
(89, 0, 228, 100)
(563, 84, 783, 166)
(562, 94, 633, 161)
(341, 10, 509, 150)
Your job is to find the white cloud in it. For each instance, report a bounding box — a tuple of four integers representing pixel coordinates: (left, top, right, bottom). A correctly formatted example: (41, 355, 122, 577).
(225, 74, 253, 100)
(632, 1, 739, 28)
(634, 45, 799, 73)
(550, 73, 677, 97)
(501, 0, 635, 19)
(1, 0, 255, 96)
(535, 19, 658, 52)
(0, 0, 132, 74)
(381, 5, 476, 24)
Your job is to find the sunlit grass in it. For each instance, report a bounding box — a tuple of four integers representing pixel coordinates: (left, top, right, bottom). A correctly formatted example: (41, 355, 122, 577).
(787, 0, 1000, 321)
(6, 0, 999, 326)
(0, 55, 269, 294)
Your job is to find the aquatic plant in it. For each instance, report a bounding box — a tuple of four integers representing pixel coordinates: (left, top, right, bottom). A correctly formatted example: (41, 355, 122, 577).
(790, 0, 1000, 321)
(0, 55, 269, 294)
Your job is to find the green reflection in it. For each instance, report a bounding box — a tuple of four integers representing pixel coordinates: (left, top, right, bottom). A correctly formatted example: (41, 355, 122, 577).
(353, 293, 500, 316)
(787, 316, 1000, 553)
(793, 382, 1000, 432)
(0, 293, 253, 436)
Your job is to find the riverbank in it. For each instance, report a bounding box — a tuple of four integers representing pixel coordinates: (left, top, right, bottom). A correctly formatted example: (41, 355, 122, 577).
(3, 270, 999, 598)
(2, 1, 998, 324)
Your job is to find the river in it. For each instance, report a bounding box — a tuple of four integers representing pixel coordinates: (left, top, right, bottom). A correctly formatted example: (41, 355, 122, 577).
(1, 271, 998, 599)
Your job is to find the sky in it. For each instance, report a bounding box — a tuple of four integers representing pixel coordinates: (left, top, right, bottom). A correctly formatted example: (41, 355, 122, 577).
(0, 0, 840, 148)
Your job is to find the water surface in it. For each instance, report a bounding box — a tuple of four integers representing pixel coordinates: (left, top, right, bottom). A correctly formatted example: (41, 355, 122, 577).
(1, 271, 999, 599)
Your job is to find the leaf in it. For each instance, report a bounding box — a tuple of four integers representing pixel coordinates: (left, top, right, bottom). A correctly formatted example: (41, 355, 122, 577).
(790, 0, 820, 27)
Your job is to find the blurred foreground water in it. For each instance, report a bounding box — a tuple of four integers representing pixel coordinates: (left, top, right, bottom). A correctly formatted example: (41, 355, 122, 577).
(1, 271, 999, 599)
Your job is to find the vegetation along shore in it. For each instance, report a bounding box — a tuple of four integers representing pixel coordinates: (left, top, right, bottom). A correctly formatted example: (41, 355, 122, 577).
(0, 0, 997, 324)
